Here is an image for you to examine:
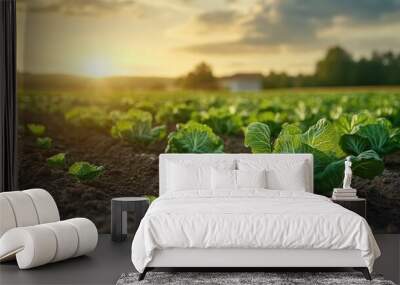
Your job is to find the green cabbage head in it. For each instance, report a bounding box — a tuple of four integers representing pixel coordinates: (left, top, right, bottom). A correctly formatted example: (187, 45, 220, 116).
(166, 121, 224, 153)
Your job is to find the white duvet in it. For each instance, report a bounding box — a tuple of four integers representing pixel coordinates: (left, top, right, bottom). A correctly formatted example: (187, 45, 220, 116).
(131, 190, 380, 273)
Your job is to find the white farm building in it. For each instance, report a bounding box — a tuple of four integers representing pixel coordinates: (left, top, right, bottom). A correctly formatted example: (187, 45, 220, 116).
(220, 73, 263, 92)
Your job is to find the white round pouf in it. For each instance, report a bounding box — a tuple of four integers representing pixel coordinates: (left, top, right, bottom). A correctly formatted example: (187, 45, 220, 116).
(0, 218, 98, 269)
(24, 188, 60, 224)
(42, 221, 79, 262)
(0, 189, 98, 269)
(1, 191, 39, 227)
(0, 226, 57, 269)
(0, 196, 17, 237)
(65, 218, 98, 257)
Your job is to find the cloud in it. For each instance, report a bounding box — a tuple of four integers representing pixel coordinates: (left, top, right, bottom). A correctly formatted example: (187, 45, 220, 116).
(17, 0, 138, 16)
(181, 0, 400, 55)
(182, 39, 279, 55)
(241, 0, 400, 44)
(187, 9, 242, 36)
(168, 8, 244, 43)
(196, 10, 238, 27)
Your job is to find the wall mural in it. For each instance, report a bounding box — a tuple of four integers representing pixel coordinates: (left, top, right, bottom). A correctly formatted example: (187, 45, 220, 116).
(17, 0, 400, 233)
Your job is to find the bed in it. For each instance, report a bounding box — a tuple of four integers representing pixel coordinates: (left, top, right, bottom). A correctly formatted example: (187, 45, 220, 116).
(131, 154, 380, 280)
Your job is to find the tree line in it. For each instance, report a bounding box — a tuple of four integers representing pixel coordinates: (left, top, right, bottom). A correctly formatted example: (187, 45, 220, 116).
(264, 46, 400, 88)
(179, 46, 400, 90)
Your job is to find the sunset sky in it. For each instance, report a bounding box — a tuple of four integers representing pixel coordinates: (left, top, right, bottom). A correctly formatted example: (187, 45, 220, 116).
(17, 0, 400, 77)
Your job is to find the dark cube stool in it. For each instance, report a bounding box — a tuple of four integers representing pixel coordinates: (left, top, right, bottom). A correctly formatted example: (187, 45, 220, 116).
(111, 197, 149, 242)
(331, 198, 366, 219)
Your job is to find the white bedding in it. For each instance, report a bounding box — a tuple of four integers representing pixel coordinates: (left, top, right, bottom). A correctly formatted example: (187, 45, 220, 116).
(131, 190, 380, 273)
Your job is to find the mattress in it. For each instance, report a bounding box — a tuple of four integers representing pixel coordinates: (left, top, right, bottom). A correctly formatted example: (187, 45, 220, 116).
(131, 190, 380, 273)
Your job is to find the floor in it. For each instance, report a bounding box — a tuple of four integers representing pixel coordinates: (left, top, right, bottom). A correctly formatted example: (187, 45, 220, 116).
(0, 235, 134, 285)
(1, 234, 399, 285)
(374, 234, 400, 284)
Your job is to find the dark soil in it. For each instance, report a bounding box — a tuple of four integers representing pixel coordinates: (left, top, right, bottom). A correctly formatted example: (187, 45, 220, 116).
(351, 151, 400, 233)
(18, 111, 400, 233)
(18, 112, 250, 233)
(354, 169, 400, 233)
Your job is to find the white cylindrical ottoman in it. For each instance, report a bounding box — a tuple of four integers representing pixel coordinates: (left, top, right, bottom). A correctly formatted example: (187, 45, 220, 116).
(0, 218, 98, 269)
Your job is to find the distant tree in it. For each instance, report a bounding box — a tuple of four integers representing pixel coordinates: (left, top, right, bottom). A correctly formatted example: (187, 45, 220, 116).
(262, 46, 400, 89)
(293, 74, 316, 87)
(179, 62, 219, 90)
(353, 56, 380, 85)
(377, 51, 400, 85)
(263, 72, 294, 89)
(315, 46, 356, 86)
(180, 48, 400, 90)
(352, 51, 400, 86)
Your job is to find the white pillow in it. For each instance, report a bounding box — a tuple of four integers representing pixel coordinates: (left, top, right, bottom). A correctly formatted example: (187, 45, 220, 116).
(167, 162, 210, 191)
(211, 169, 268, 191)
(237, 159, 308, 191)
(211, 168, 236, 190)
(236, 169, 267, 189)
(267, 167, 306, 191)
(166, 160, 235, 192)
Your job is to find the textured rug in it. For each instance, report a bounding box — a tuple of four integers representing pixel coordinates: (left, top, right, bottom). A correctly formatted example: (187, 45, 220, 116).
(116, 272, 396, 285)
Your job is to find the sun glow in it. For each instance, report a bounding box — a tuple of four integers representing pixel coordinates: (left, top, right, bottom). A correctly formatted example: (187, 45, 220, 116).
(82, 57, 114, 78)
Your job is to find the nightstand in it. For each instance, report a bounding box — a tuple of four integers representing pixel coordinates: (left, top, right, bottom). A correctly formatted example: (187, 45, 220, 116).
(111, 197, 149, 242)
(331, 198, 366, 219)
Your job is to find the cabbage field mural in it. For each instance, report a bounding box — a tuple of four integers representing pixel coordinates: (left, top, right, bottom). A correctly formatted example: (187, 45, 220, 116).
(17, 88, 400, 233)
(17, 0, 400, 234)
